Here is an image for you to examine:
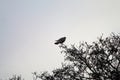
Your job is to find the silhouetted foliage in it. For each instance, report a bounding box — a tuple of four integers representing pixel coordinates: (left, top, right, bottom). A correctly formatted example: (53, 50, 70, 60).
(9, 75, 24, 80)
(34, 33, 120, 80)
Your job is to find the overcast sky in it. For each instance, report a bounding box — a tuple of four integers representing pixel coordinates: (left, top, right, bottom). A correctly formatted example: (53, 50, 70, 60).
(0, 0, 120, 80)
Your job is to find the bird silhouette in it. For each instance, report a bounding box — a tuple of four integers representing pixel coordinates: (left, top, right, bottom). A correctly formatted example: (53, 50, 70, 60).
(54, 37, 66, 45)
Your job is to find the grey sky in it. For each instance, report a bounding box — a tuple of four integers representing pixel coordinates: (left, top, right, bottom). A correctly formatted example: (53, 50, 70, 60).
(0, 0, 120, 80)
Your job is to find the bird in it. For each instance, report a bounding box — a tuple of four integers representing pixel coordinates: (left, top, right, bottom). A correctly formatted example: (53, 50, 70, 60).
(54, 37, 66, 45)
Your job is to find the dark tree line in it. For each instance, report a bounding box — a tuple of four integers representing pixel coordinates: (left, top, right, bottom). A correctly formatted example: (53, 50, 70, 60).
(9, 33, 120, 80)
(9, 75, 24, 80)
